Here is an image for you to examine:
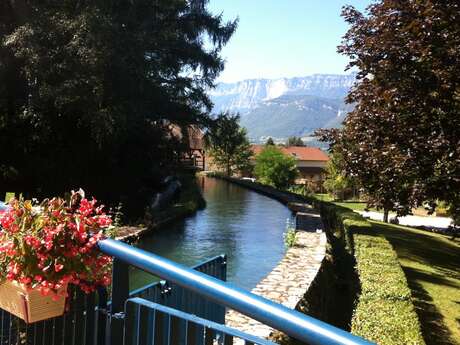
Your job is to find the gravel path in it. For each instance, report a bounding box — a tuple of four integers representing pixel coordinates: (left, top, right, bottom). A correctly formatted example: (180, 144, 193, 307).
(358, 211, 453, 229)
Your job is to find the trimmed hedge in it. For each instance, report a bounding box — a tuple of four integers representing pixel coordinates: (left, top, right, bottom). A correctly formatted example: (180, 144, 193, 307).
(207, 176, 425, 344)
(319, 202, 425, 345)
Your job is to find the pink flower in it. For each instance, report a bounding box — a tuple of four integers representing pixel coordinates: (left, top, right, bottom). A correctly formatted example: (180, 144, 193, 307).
(0, 190, 112, 295)
(96, 215, 112, 227)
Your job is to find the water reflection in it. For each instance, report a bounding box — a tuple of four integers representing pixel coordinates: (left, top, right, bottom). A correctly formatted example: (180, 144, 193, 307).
(130, 177, 294, 290)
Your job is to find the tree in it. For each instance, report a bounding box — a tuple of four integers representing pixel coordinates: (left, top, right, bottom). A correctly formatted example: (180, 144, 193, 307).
(318, 117, 417, 222)
(286, 136, 305, 147)
(0, 0, 237, 216)
(265, 137, 275, 146)
(254, 146, 299, 190)
(319, 1, 460, 222)
(323, 153, 354, 201)
(205, 113, 252, 176)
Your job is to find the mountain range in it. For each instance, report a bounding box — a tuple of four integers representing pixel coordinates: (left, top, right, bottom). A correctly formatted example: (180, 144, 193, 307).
(209, 74, 356, 142)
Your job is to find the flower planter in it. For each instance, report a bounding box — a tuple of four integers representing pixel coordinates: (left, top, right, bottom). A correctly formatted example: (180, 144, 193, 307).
(0, 280, 67, 323)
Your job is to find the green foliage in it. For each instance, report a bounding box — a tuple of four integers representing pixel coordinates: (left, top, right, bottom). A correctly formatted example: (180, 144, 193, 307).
(372, 222, 460, 343)
(318, 1, 460, 223)
(283, 228, 296, 248)
(323, 153, 354, 201)
(265, 137, 275, 146)
(283, 219, 297, 248)
(112, 203, 124, 228)
(318, 202, 425, 345)
(352, 231, 425, 345)
(287, 184, 312, 198)
(4, 193, 15, 203)
(205, 113, 252, 176)
(286, 136, 305, 147)
(0, 0, 236, 217)
(254, 146, 299, 189)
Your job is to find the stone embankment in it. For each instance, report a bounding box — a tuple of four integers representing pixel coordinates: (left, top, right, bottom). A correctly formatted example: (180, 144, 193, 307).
(222, 178, 327, 339)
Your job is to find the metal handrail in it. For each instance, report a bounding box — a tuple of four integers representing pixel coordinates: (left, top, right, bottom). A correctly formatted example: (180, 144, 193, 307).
(98, 238, 374, 345)
(126, 298, 277, 345)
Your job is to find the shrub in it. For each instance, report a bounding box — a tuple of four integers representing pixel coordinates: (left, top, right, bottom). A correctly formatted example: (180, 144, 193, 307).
(254, 146, 299, 189)
(351, 231, 425, 344)
(318, 200, 425, 345)
(283, 228, 296, 248)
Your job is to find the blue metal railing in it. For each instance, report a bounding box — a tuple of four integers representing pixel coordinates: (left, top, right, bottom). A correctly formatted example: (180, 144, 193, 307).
(0, 254, 226, 345)
(0, 286, 106, 345)
(99, 238, 374, 345)
(124, 298, 276, 345)
(130, 255, 227, 324)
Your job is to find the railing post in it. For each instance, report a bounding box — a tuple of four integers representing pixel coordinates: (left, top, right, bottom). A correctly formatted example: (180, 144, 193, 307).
(107, 258, 129, 345)
(96, 287, 108, 345)
(98, 239, 374, 345)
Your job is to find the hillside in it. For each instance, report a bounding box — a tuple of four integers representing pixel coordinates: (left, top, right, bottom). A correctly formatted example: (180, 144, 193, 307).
(239, 95, 351, 139)
(209, 74, 356, 141)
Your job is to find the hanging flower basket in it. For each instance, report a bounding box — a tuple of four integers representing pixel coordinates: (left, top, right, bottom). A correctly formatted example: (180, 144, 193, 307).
(0, 280, 68, 323)
(0, 190, 113, 323)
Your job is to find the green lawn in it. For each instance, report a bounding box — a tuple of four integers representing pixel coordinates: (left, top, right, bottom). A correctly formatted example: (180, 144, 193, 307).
(314, 193, 333, 201)
(334, 201, 371, 211)
(313, 194, 373, 211)
(371, 221, 460, 345)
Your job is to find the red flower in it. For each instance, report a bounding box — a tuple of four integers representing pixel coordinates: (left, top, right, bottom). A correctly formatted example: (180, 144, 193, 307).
(0, 190, 113, 296)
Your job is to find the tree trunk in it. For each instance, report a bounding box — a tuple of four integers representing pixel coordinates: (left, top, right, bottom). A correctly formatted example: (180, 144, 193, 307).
(383, 208, 389, 223)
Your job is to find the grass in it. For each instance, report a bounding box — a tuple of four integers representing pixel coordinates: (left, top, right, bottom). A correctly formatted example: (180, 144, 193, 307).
(334, 201, 371, 211)
(371, 221, 460, 345)
(314, 194, 373, 211)
(314, 193, 333, 201)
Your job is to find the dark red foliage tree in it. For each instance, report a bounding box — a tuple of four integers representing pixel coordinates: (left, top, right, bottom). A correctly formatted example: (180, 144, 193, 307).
(318, 0, 460, 223)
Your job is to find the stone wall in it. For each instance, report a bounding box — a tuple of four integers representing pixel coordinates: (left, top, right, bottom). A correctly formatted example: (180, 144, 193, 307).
(224, 189, 327, 340)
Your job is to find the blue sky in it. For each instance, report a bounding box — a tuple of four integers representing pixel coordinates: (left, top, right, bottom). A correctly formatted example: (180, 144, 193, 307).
(208, 1, 372, 83)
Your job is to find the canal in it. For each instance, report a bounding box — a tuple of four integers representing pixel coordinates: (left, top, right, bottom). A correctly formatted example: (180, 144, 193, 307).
(130, 176, 295, 291)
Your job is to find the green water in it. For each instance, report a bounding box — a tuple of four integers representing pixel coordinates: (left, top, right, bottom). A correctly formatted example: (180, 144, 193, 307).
(130, 176, 294, 290)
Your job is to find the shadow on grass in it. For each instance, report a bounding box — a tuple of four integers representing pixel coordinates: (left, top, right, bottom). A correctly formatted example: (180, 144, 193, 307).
(372, 222, 460, 345)
(372, 222, 460, 281)
(403, 267, 455, 345)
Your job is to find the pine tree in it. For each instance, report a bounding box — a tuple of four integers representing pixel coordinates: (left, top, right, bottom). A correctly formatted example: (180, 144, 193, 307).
(0, 0, 237, 215)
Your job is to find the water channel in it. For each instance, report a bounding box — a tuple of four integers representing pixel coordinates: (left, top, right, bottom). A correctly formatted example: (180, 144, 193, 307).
(130, 176, 294, 291)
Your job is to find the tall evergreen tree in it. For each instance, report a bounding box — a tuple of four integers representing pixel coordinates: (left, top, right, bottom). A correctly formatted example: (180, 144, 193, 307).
(204, 113, 252, 176)
(286, 136, 305, 147)
(0, 0, 237, 215)
(265, 137, 275, 146)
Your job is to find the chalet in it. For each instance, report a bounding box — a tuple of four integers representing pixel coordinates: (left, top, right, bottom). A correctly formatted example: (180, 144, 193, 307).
(251, 145, 329, 191)
(169, 124, 206, 169)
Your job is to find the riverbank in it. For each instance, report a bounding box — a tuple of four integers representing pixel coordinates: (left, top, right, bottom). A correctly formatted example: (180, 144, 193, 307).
(206, 174, 331, 339)
(116, 172, 206, 242)
(226, 224, 327, 340)
(205, 173, 309, 207)
(129, 175, 295, 291)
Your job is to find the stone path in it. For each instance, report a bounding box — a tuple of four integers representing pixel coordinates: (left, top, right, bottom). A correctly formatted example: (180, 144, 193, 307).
(358, 210, 453, 229)
(225, 208, 326, 339)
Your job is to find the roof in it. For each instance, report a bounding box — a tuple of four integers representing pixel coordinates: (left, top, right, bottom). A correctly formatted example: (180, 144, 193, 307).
(169, 124, 204, 150)
(251, 145, 329, 162)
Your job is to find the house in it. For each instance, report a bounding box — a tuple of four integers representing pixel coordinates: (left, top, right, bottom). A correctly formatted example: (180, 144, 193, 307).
(169, 124, 206, 169)
(251, 145, 329, 191)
